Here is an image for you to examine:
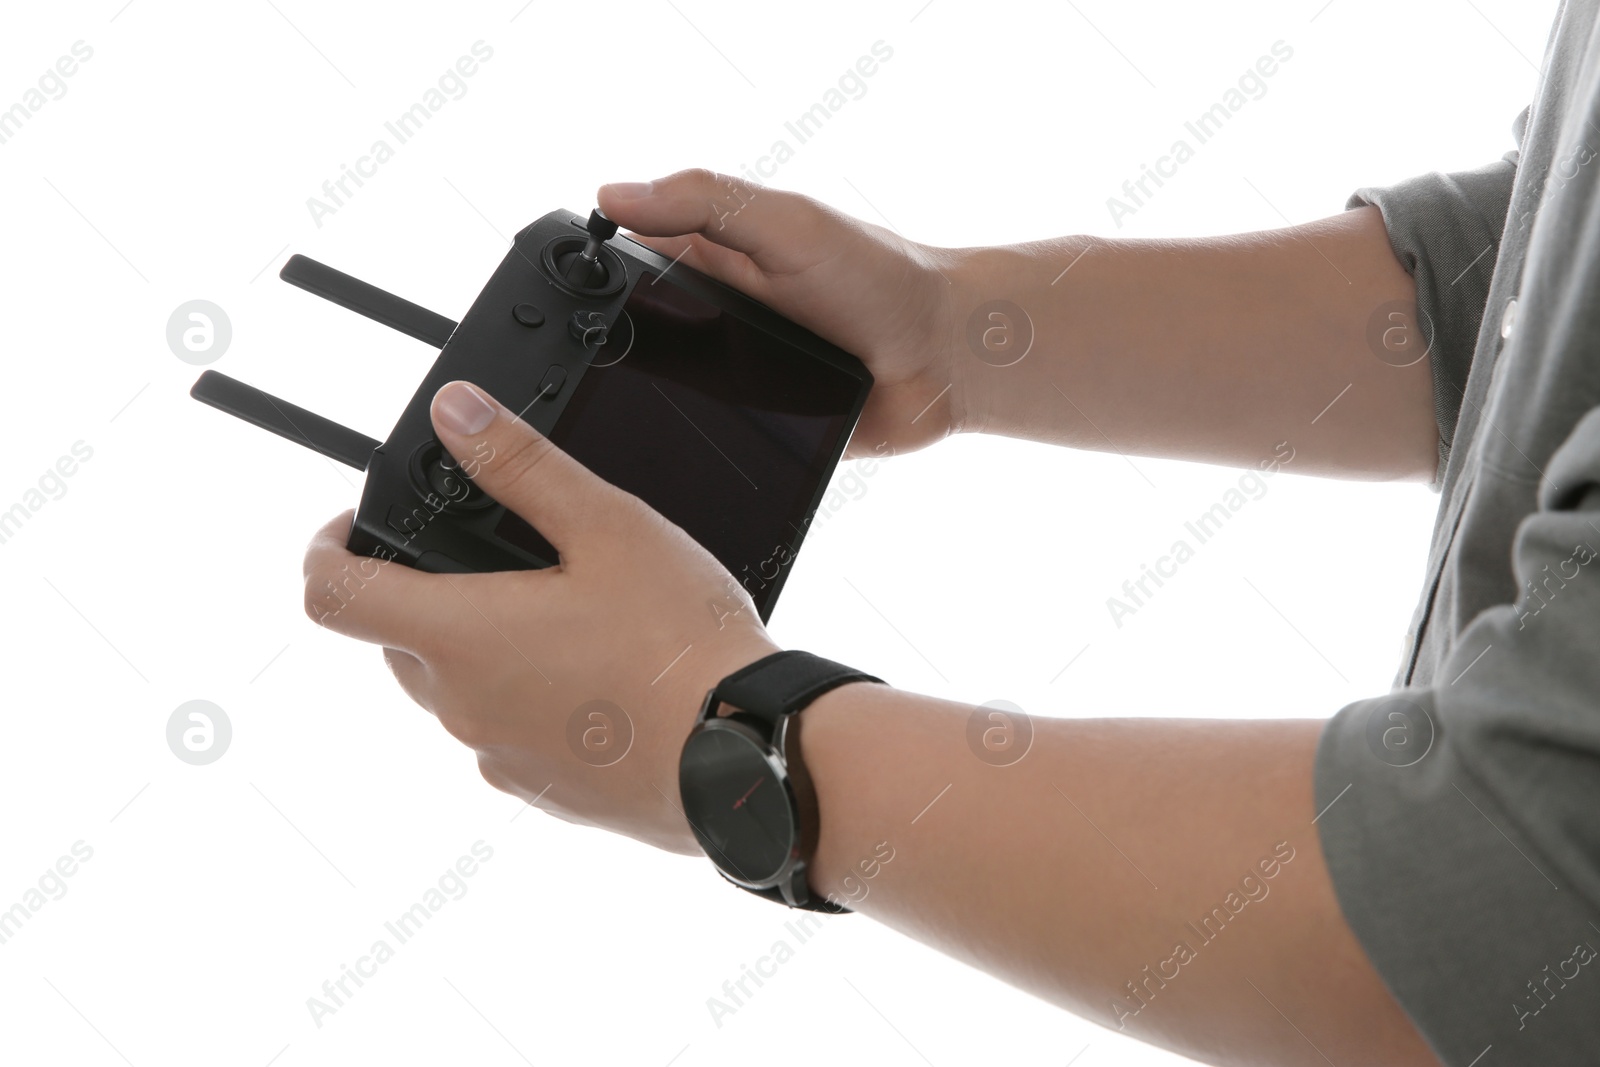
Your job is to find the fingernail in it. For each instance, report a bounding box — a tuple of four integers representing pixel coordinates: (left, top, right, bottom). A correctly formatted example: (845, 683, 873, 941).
(434, 381, 496, 435)
(602, 181, 653, 200)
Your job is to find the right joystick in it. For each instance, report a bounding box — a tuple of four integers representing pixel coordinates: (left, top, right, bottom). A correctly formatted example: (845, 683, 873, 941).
(559, 209, 619, 290)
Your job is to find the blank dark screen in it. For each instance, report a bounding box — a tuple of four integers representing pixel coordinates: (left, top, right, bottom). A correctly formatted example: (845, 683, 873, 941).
(499, 272, 858, 593)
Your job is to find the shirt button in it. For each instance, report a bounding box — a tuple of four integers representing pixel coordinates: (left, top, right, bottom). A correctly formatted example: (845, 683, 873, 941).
(1500, 298, 1519, 339)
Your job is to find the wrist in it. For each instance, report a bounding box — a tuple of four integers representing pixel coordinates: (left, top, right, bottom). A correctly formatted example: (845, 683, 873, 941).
(927, 242, 989, 439)
(934, 241, 1038, 440)
(947, 237, 1104, 444)
(796, 688, 855, 907)
(798, 680, 958, 908)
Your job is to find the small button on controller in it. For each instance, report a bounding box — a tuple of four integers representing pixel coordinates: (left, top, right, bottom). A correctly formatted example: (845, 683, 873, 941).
(513, 302, 545, 327)
(537, 365, 566, 401)
(569, 309, 608, 346)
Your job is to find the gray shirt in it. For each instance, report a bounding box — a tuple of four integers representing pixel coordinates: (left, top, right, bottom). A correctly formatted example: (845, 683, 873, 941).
(1314, 2, 1600, 1062)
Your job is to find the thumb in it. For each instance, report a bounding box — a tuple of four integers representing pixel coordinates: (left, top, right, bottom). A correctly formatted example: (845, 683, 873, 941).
(429, 380, 626, 556)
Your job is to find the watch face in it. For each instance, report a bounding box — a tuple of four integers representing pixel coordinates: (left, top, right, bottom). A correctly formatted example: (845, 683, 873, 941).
(680, 721, 796, 886)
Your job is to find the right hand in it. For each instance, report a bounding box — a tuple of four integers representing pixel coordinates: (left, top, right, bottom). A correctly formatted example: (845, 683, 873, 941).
(597, 169, 966, 457)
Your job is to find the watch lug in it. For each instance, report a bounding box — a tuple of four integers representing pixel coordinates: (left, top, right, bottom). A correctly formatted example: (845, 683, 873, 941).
(694, 688, 720, 726)
(781, 860, 813, 909)
(771, 712, 795, 762)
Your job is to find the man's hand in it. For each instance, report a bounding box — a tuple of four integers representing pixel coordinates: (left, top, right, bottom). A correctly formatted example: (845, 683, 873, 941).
(603, 171, 1436, 481)
(598, 169, 967, 457)
(302, 381, 778, 854)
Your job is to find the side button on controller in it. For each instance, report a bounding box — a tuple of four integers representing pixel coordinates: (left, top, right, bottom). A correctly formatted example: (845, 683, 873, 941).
(513, 302, 545, 327)
(536, 365, 566, 401)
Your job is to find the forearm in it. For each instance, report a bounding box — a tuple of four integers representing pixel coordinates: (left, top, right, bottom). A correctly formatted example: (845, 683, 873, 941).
(943, 206, 1436, 481)
(798, 685, 1438, 1067)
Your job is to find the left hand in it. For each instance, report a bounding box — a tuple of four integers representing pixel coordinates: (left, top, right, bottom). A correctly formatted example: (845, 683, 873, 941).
(301, 380, 778, 854)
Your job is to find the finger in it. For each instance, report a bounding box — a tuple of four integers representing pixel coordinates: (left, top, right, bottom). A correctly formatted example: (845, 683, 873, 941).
(429, 380, 633, 557)
(621, 230, 761, 294)
(597, 168, 853, 274)
(302, 510, 453, 652)
(619, 231, 694, 262)
(620, 231, 739, 278)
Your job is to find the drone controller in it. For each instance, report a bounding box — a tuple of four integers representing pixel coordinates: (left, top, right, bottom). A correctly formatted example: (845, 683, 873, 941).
(191, 208, 873, 621)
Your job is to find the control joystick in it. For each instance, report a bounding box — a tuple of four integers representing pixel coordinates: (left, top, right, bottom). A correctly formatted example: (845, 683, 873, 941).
(559, 209, 620, 290)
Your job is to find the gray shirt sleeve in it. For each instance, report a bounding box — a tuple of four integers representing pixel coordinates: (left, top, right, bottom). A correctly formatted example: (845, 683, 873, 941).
(1314, 420, 1600, 1062)
(1346, 152, 1518, 488)
(1317, 123, 1600, 1060)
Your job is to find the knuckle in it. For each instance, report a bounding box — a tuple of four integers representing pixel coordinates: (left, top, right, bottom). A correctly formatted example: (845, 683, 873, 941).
(476, 754, 508, 793)
(671, 168, 767, 228)
(676, 166, 721, 192)
(439, 711, 490, 750)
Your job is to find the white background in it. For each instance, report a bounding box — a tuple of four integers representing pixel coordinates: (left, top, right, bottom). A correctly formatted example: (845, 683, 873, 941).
(0, 1, 1556, 1064)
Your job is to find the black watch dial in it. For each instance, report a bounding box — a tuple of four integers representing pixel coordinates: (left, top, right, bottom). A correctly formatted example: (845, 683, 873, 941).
(680, 721, 796, 886)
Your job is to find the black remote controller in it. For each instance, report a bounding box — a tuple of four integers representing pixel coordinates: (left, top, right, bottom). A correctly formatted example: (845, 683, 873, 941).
(191, 208, 873, 621)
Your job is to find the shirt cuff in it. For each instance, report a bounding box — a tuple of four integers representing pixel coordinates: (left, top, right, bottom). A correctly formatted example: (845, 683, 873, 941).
(1346, 158, 1516, 490)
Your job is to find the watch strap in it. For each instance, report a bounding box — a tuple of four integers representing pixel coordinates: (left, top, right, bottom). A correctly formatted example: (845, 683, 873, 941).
(718, 869, 850, 914)
(713, 650, 881, 725)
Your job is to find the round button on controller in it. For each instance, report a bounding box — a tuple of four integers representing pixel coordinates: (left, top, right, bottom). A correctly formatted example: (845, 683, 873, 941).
(513, 302, 545, 327)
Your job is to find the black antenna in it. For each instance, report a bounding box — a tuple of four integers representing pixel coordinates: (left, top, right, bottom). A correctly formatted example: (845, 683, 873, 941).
(280, 254, 458, 349)
(190, 254, 455, 469)
(190, 370, 379, 470)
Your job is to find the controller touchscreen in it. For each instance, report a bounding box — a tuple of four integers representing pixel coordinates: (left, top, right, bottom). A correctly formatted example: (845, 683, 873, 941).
(494, 271, 860, 597)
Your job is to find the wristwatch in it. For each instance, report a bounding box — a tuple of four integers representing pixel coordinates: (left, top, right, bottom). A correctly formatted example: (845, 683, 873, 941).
(678, 650, 882, 912)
